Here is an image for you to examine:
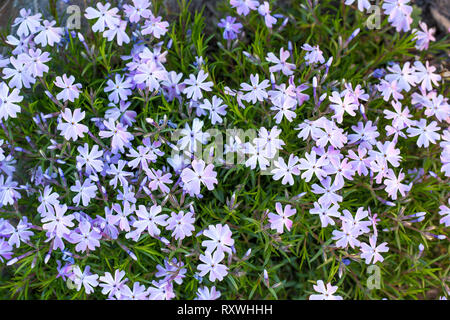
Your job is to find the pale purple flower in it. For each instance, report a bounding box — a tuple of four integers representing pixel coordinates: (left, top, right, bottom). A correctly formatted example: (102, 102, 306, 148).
(70, 179, 97, 207)
(197, 250, 228, 282)
(71, 219, 102, 252)
(71, 265, 99, 295)
(268, 202, 296, 233)
(76, 144, 104, 175)
(104, 20, 130, 46)
(110, 202, 135, 232)
(142, 15, 169, 38)
(258, 2, 277, 28)
(0, 238, 13, 263)
(360, 235, 389, 264)
(99, 269, 128, 298)
(146, 168, 173, 194)
(309, 280, 343, 300)
(302, 44, 325, 65)
(383, 169, 412, 200)
(34, 20, 63, 47)
(413, 61, 441, 91)
(183, 70, 214, 101)
(133, 204, 168, 237)
(199, 96, 228, 125)
(298, 151, 329, 182)
(105, 74, 133, 103)
(166, 210, 195, 240)
(345, 0, 371, 12)
(230, 0, 259, 16)
(84, 3, 120, 33)
(18, 48, 51, 77)
(385, 62, 417, 92)
(57, 108, 88, 141)
(12, 8, 42, 37)
(310, 201, 340, 228)
(329, 91, 359, 124)
(195, 286, 221, 300)
(218, 16, 243, 40)
(2, 56, 34, 90)
(181, 159, 218, 196)
(54, 74, 82, 102)
(0, 82, 23, 121)
(266, 48, 296, 76)
(202, 224, 235, 255)
(123, 0, 152, 23)
(311, 177, 343, 206)
(413, 22, 435, 51)
(439, 204, 450, 227)
(332, 221, 361, 249)
(41, 204, 74, 238)
(271, 154, 300, 186)
(106, 160, 133, 188)
(99, 119, 134, 154)
(240, 74, 270, 104)
(406, 119, 440, 148)
(134, 60, 167, 91)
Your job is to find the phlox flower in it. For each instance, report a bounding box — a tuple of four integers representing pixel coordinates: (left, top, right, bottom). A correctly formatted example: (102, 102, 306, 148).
(325, 157, 355, 188)
(218, 16, 243, 40)
(298, 151, 329, 182)
(302, 44, 325, 65)
(413, 22, 435, 51)
(37, 185, 60, 216)
(177, 118, 210, 153)
(70, 220, 102, 253)
(70, 179, 97, 207)
(348, 147, 370, 176)
(385, 62, 417, 92)
(439, 204, 450, 227)
(383, 169, 412, 200)
(84, 3, 120, 33)
(348, 121, 380, 149)
(382, 0, 413, 32)
(341, 207, 372, 235)
(383, 101, 414, 130)
(104, 20, 130, 46)
(328, 91, 359, 124)
(12, 8, 42, 37)
(99, 119, 134, 154)
(106, 160, 133, 188)
(240, 74, 270, 104)
(360, 235, 389, 264)
(99, 269, 128, 299)
(268, 202, 296, 233)
(57, 108, 88, 141)
(183, 70, 214, 101)
(195, 286, 221, 300)
(423, 94, 449, 122)
(309, 280, 343, 300)
(370, 156, 389, 184)
(344, 0, 371, 12)
(332, 221, 361, 249)
(5, 217, 34, 248)
(142, 15, 170, 38)
(266, 48, 295, 76)
(202, 224, 235, 256)
(0, 82, 23, 121)
(253, 126, 285, 158)
(134, 60, 167, 91)
(76, 144, 104, 175)
(230, 0, 259, 16)
(54, 74, 82, 102)
(369, 141, 402, 168)
(127, 146, 156, 170)
(377, 79, 404, 102)
(406, 119, 440, 148)
(413, 61, 441, 91)
(197, 250, 228, 282)
(119, 282, 149, 300)
(147, 280, 175, 300)
(181, 159, 218, 196)
(310, 201, 340, 228)
(133, 204, 168, 237)
(155, 258, 187, 285)
(199, 96, 228, 125)
(34, 20, 63, 47)
(258, 2, 277, 28)
(123, 0, 152, 23)
(2, 56, 35, 90)
(105, 74, 133, 104)
(71, 265, 99, 295)
(146, 168, 173, 194)
(270, 97, 297, 123)
(18, 48, 50, 78)
(311, 177, 343, 206)
(0, 238, 13, 263)
(271, 154, 300, 186)
(110, 202, 135, 232)
(41, 204, 74, 238)
(166, 210, 195, 240)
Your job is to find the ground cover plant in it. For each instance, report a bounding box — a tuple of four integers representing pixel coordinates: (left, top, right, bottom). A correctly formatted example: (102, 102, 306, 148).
(0, 0, 449, 300)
